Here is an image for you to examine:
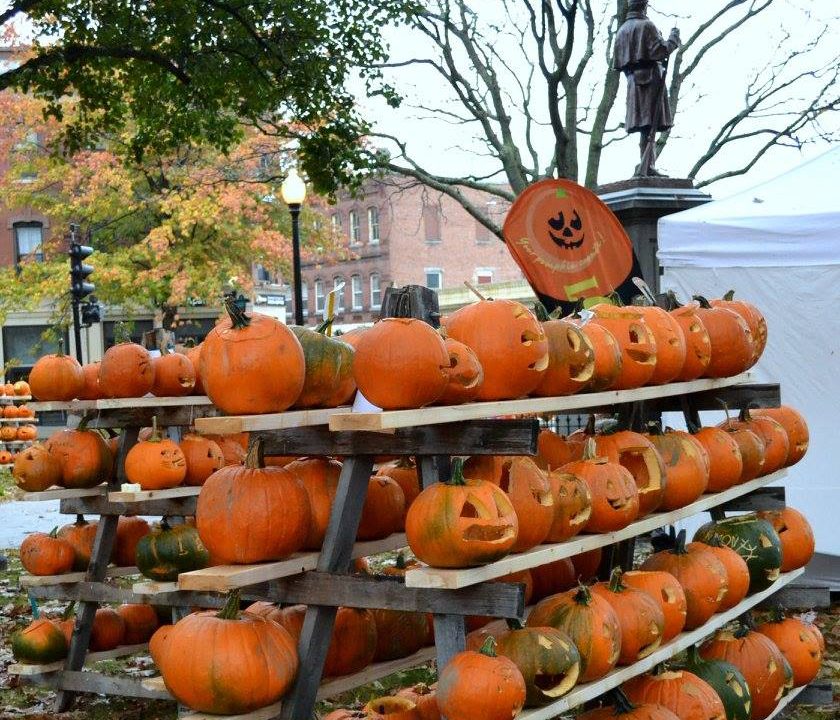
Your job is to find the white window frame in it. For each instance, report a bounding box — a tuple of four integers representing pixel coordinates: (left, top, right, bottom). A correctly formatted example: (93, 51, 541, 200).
(367, 207, 380, 244)
(349, 210, 360, 245)
(370, 273, 382, 309)
(314, 279, 325, 315)
(331, 213, 342, 232)
(474, 267, 494, 285)
(351, 274, 363, 310)
(333, 276, 346, 313)
(424, 267, 443, 291)
(301, 282, 309, 318)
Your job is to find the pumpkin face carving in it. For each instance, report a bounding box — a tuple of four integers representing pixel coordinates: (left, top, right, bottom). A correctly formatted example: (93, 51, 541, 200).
(532, 317, 595, 397)
(589, 305, 658, 390)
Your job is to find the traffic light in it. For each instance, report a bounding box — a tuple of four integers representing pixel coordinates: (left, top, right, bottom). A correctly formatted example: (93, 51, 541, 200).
(80, 295, 102, 327)
(70, 242, 95, 301)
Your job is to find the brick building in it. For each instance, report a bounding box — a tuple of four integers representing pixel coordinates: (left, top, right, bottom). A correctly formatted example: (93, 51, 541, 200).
(299, 175, 525, 325)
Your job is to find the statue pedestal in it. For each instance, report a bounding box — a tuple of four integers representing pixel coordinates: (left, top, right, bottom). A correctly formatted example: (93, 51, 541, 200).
(598, 177, 711, 293)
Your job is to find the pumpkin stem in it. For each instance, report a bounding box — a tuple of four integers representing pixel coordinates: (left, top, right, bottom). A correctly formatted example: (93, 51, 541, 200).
(224, 294, 251, 329)
(664, 289, 683, 311)
(315, 316, 334, 335)
(693, 294, 713, 309)
(672, 528, 688, 555)
(738, 406, 752, 422)
(720, 401, 733, 427)
(611, 688, 637, 714)
(607, 567, 626, 593)
(447, 457, 467, 487)
(48, 526, 59, 538)
(582, 437, 598, 461)
(148, 416, 162, 443)
(394, 552, 408, 570)
(160, 516, 171, 532)
(584, 414, 596, 436)
(244, 439, 265, 469)
(56, 337, 66, 358)
(769, 603, 786, 623)
(723, 290, 736, 301)
(646, 420, 663, 436)
(217, 590, 242, 620)
(533, 302, 550, 322)
(75, 514, 86, 525)
(505, 617, 526, 631)
(685, 645, 702, 666)
(573, 582, 593, 606)
(478, 635, 497, 657)
(463, 280, 488, 302)
(632, 277, 658, 306)
(686, 417, 702, 434)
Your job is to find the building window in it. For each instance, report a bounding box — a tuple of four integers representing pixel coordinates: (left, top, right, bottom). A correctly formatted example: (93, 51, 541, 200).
(424, 203, 442, 244)
(475, 268, 494, 285)
(301, 282, 309, 318)
(14, 222, 44, 264)
(370, 273, 382, 309)
(368, 207, 380, 244)
(333, 276, 346, 314)
(331, 214, 342, 232)
(475, 219, 492, 244)
(349, 211, 360, 245)
(351, 274, 363, 310)
(425, 268, 443, 291)
(315, 279, 325, 315)
(254, 264, 271, 283)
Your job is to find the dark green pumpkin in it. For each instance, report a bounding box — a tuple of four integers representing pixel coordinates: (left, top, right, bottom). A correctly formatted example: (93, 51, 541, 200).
(135, 519, 210, 581)
(290, 325, 355, 408)
(694, 514, 782, 592)
(12, 618, 68, 664)
(495, 621, 581, 707)
(682, 645, 751, 720)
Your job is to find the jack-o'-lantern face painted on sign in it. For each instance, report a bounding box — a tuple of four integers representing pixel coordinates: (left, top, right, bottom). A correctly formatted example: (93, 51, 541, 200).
(503, 179, 634, 302)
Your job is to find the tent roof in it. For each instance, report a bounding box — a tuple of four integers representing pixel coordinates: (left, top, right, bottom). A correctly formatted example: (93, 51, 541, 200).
(658, 147, 840, 268)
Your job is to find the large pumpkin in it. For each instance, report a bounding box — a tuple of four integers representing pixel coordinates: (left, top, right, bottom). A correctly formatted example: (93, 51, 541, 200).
(755, 507, 814, 572)
(682, 645, 752, 720)
(20, 528, 75, 576)
(13, 443, 62, 492)
(692, 297, 753, 378)
(112, 516, 150, 567)
(689, 540, 750, 612)
(200, 302, 306, 414)
(694, 515, 783, 592)
(645, 428, 709, 511)
(589, 304, 657, 389)
(719, 410, 789, 476)
(290, 325, 356, 408)
(405, 458, 518, 568)
(117, 603, 160, 644)
(151, 351, 196, 397)
(184, 343, 205, 395)
(498, 457, 555, 552)
(532, 311, 595, 397)
(124, 419, 187, 490)
(544, 467, 592, 542)
(710, 291, 767, 367)
(755, 613, 822, 687)
(752, 406, 808, 467)
(196, 441, 310, 564)
(98, 341, 156, 398)
(623, 668, 726, 720)
(640, 530, 728, 629)
(437, 637, 526, 720)
(691, 426, 743, 493)
(179, 434, 225, 486)
(46, 428, 113, 489)
(632, 304, 687, 385)
(669, 299, 712, 381)
(12, 618, 68, 664)
(592, 569, 665, 665)
(88, 607, 126, 651)
(568, 316, 623, 391)
(286, 456, 341, 550)
(622, 570, 687, 642)
(495, 622, 581, 706)
(437, 337, 484, 405)
(155, 591, 298, 714)
(135, 518, 210, 581)
(28, 351, 84, 401)
(526, 584, 621, 682)
(57, 515, 98, 571)
(445, 299, 549, 400)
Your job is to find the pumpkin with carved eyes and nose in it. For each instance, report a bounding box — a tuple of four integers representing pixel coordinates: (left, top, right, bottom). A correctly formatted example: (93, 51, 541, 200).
(588, 304, 658, 390)
(124, 418, 187, 490)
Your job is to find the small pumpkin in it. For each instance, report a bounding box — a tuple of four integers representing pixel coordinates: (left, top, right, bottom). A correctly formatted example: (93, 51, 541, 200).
(568, 314, 623, 391)
(353, 318, 450, 409)
(632, 303, 688, 386)
(20, 528, 75, 576)
(691, 426, 743, 493)
(530, 558, 577, 601)
(405, 458, 518, 568)
(544, 467, 592, 542)
(718, 423, 766, 482)
(694, 515, 783, 592)
(203, 433, 247, 466)
(17, 404, 34, 418)
(446, 299, 549, 401)
(689, 539, 750, 612)
(681, 645, 752, 720)
(135, 518, 210, 581)
(718, 409, 789, 476)
(57, 515, 98, 571)
(358, 475, 406, 541)
(640, 530, 727, 629)
(589, 304, 657, 389)
(151, 351, 196, 397)
(286, 456, 342, 550)
(498, 457, 555, 552)
(710, 291, 767, 367)
(436, 637, 527, 720)
(396, 684, 440, 720)
(87, 607, 126, 651)
(117, 603, 160, 644)
(179, 433, 225, 487)
(196, 440, 311, 564)
(0, 425, 16, 441)
(756, 507, 814, 572)
(526, 584, 621, 682)
(28, 349, 84, 401)
(668, 298, 712, 381)
(13, 443, 62, 492)
(692, 297, 753, 378)
(535, 429, 582, 472)
(756, 611, 822, 687)
(623, 667, 726, 720)
(12, 617, 68, 664)
(45, 426, 113, 489)
(532, 307, 595, 396)
(124, 418, 187, 490)
(0, 449, 13, 464)
(363, 697, 422, 720)
(322, 607, 378, 677)
(437, 337, 484, 405)
(112, 516, 150, 567)
(290, 323, 356, 408)
(98, 340, 156, 398)
(592, 568, 665, 665)
(645, 427, 709, 511)
(376, 457, 421, 508)
(752, 406, 808, 467)
(622, 570, 687, 642)
(16, 424, 38, 441)
(13, 379, 31, 396)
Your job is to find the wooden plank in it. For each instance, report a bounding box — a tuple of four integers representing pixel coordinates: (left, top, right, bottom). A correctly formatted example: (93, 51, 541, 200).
(256, 419, 539, 457)
(28, 581, 223, 609)
(8, 643, 149, 676)
(791, 681, 833, 706)
(181, 702, 284, 720)
(655, 382, 781, 413)
(79, 405, 223, 429)
(178, 533, 408, 592)
(329, 373, 753, 431)
(316, 647, 436, 701)
(433, 614, 466, 673)
(20, 565, 139, 587)
(765, 584, 832, 609)
(60, 494, 197, 516)
(35, 670, 172, 700)
(406, 469, 788, 589)
(765, 685, 808, 719)
(719, 486, 785, 512)
(195, 406, 347, 435)
(517, 568, 804, 720)
(22, 484, 108, 501)
(108, 485, 201, 502)
(132, 580, 179, 595)
(0, 395, 31, 401)
(29, 396, 213, 412)
(0, 417, 40, 423)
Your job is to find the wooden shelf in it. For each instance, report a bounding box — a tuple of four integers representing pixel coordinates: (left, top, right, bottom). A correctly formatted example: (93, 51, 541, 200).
(8, 642, 149, 676)
(108, 486, 201, 502)
(0, 417, 38, 423)
(765, 684, 808, 720)
(177, 534, 409, 592)
(329, 373, 753, 431)
(517, 568, 804, 720)
(28, 396, 213, 412)
(0, 395, 32, 402)
(22, 484, 108, 501)
(406, 469, 787, 590)
(181, 702, 284, 720)
(20, 566, 139, 588)
(316, 646, 435, 700)
(194, 405, 350, 434)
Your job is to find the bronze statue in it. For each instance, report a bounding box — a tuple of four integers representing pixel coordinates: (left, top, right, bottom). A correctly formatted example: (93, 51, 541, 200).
(614, 0, 680, 177)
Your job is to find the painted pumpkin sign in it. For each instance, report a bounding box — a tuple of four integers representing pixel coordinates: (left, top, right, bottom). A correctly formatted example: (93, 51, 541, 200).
(503, 179, 637, 308)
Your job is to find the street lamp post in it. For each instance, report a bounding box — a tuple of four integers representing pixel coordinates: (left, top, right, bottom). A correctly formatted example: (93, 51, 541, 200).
(281, 168, 307, 326)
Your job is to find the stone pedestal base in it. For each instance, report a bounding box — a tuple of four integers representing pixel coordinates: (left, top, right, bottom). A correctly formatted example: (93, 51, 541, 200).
(598, 177, 711, 293)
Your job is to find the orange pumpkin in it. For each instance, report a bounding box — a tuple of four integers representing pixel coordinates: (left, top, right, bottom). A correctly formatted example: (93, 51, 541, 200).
(79, 362, 101, 400)
(362, 697, 422, 720)
(244, 601, 286, 624)
(16, 404, 34, 418)
(151, 352, 196, 397)
(13, 443, 62, 492)
(633, 304, 687, 385)
(0, 449, 12, 464)
(532, 313, 595, 397)
(645, 429, 709, 511)
(536, 429, 582, 471)
(756, 613, 822, 687)
(57, 515, 99, 571)
(112, 516, 150, 567)
(720, 425, 766, 482)
(324, 607, 378, 677)
(752, 406, 808, 467)
(499, 457, 555, 552)
(756, 507, 815, 572)
(286, 456, 341, 550)
(99, 342, 155, 398)
(13, 380, 30, 396)
(29, 351, 84, 401)
(688, 540, 750, 612)
(622, 570, 687, 642)
(0, 425, 17, 441)
(353, 318, 449, 409)
(396, 684, 440, 720)
(200, 303, 305, 414)
(719, 409, 788, 476)
(446, 299, 549, 401)
(184, 343, 205, 395)
(195, 441, 310, 564)
(20, 528, 75, 576)
(530, 558, 577, 601)
(46, 428, 113, 488)
(589, 304, 657, 389)
(376, 457, 421, 508)
(117, 603, 160, 644)
(692, 297, 753, 378)
(437, 337, 484, 405)
(690, 426, 743, 493)
(710, 291, 767, 367)
(623, 668, 726, 720)
(568, 316, 623, 391)
(579, 693, 680, 720)
(2, 382, 14, 395)
(179, 433, 224, 486)
(669, 299, 712, 381)
(371, 608, 429, 662)
(203, 433, 247, 466)
(16, 424, 38, 441)
(544, 468, 592, 542)
(124, 419, 187, 490)
(571, 547, 603, 582)
(2, 404, 18, 418)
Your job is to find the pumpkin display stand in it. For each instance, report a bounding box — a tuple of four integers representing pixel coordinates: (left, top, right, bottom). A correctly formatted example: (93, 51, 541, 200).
(17, 347, 825, 719)
(0, 390, 37, 469)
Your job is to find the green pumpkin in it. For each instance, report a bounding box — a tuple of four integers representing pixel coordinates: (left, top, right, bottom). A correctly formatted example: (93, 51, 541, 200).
(12, 618, 68, 664)
(290, 325, 355, 408)
(694, 514, 782, 592)
(682, 645, 751, 720)
(135, 519, 210, 581)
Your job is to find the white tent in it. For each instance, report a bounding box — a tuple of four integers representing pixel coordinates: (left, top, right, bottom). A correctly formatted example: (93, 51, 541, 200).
(658, 147, 840, 556)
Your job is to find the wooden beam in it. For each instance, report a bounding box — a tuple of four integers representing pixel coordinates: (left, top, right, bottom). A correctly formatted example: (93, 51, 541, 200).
(8, 643, 149, 676)
(28, 581, 224, 608)
(20, 566, 138, 588)
(21, 485, 107, 502)
(60, 495, 197, 516)
(316, 647, 435, 700)
(255, 419, 539, 457)
(35, 670, 173, 700)
(328, 374, 753, 431)
(762, 584, 832, 610)
(107, 486, 200, 503)
(181, 702, 283, 720)
(29, 396, 213, 411)
(718, 486, 785, 512)
(78, 405, 222, 429)
(194, 406, 346, 435)
(765, 684, 808, 719)
(517, 569, 804, 720)
(792, 681, 833, 706)
(406, 469, 787, 590)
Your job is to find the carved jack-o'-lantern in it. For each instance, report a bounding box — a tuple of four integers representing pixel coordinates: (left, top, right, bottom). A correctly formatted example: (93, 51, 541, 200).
(589, 304, 658, 389)
(503, 179, 634, 302)
(532, 310, 596, 397)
